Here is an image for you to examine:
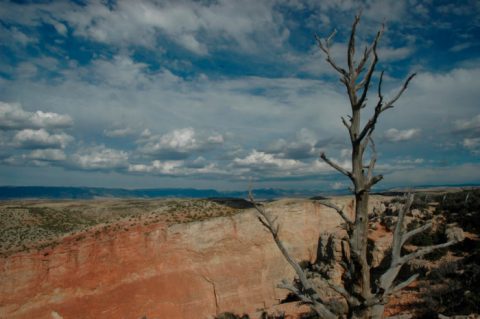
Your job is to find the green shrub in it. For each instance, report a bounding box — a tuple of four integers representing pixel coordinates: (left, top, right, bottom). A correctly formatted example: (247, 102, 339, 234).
(434, 189, 480, 232)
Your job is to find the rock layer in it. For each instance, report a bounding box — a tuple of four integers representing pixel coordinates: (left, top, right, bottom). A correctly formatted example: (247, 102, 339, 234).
(1, 199, 350, 319)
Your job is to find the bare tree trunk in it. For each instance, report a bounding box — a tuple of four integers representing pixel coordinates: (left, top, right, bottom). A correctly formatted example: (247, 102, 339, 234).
(249, 13, 464, 319)
(371, 304, 385, 319)
(351, 192, 372, 316)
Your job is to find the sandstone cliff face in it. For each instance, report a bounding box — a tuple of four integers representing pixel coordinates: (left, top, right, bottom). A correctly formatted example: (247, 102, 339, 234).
(0, 199, 350, 319)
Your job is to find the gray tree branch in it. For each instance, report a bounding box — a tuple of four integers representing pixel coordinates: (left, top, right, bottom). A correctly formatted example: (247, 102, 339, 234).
(318, 200, 353, 228)
(401, 222, 432, 246)
(248, 190, 337, 319)
(400, 239, 459, 264)
(315, 31, 347, 77)
(320, 152, 353, 180)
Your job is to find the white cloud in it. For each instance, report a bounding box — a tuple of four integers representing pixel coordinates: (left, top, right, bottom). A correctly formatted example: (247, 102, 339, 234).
(331, 181, 346, 190)
(455, 114, 480, 133)
(373, 158, 426, 172)
(13, 129, 73, 149)
(362, 0, 408, 22)
(303, 0, 409, 26)
(55, 0, 288, 55)
(378, 46, 414, 61)
(138, 128, 224, 159)
(0, 25, 37, 52)
(266, 128, 321, 159)
(157, 127, 196, 149)
(233, 150, 302, 170)
(2, 61, 478, 186)
(52, 21, 67, 36)
(207, 133, 224, 144)
(384, 128, 420, 142)
(0, 102, 73, 130)
(10, 26, 37, 46)
(231, 149, 351, 179)
(463, 137, 480, 152)
(26, 149, 66, 161)
(128, 158, 224, 176)
(394, 158, 424, 165)
(128, 160, 184, 175)
(383, 67, 480, 143)
(177, 33, 208, 55)
(104, 127, 136, 138)
(386, 163, 480, 187)
(71, 145, 129, 170)
(296, 40, 413, 78)
(0, 1, 479, 188)
(31, 110, 72, 128)
(340, 148, 351, 159)
(89, 56, 151, 88)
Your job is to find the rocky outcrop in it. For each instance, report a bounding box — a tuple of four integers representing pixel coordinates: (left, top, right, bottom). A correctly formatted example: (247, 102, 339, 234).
(0, 198, 352, 319)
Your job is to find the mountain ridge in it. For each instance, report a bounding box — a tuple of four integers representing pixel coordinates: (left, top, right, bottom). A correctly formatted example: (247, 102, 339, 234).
(1, 184, 479, 200)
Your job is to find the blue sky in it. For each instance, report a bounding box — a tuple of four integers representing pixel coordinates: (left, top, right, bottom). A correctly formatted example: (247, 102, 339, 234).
(0, 0, 479, 191)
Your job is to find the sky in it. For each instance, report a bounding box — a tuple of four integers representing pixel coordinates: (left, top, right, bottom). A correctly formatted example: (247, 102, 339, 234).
(0, 0, 479, 192)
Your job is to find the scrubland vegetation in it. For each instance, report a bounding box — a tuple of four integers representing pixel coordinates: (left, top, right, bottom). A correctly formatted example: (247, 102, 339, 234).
(0, 198, 244, 257)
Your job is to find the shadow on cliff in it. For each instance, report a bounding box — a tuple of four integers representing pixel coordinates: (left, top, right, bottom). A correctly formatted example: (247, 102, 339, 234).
(208, 198, 255, 209)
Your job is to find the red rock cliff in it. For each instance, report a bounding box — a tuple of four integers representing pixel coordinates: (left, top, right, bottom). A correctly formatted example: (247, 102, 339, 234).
(0, 199, 350, 319)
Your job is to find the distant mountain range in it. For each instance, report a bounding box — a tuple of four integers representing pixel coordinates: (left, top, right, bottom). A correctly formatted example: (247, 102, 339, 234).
(0, 186, 325, 200)
(0, 184, 478, 200)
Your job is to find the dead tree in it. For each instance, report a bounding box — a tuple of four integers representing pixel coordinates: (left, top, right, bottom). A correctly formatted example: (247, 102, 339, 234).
(249, 14, 464, 319)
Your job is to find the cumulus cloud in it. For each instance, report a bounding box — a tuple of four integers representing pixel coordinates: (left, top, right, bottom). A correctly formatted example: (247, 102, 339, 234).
(26, 149, 66, 161)
(233, 150, 302, 170)
(231, 149, 350, 179)
(403, 68, 480, 124)
(453, 114, 480, 153)
(0, 1, 479, 189)
(0, 102, 73, 130)
(137, 128, 224, 159)
(266, 128, 321, 159)
(13, 129, 73, 149)
(128, 160, 184, 175)
(128, 158, 224, 176)
(71, 145, 129, 170)
(384, 128, 420, 142)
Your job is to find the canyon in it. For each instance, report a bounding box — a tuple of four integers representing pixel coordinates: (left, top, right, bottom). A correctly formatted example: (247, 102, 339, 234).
(0, 196, 391, 319)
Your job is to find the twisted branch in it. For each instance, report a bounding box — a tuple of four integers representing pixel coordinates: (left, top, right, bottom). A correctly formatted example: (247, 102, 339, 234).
(248, 190, 337, 319)
(320, 152, 352, 180)
(318, 200, 353, 229)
